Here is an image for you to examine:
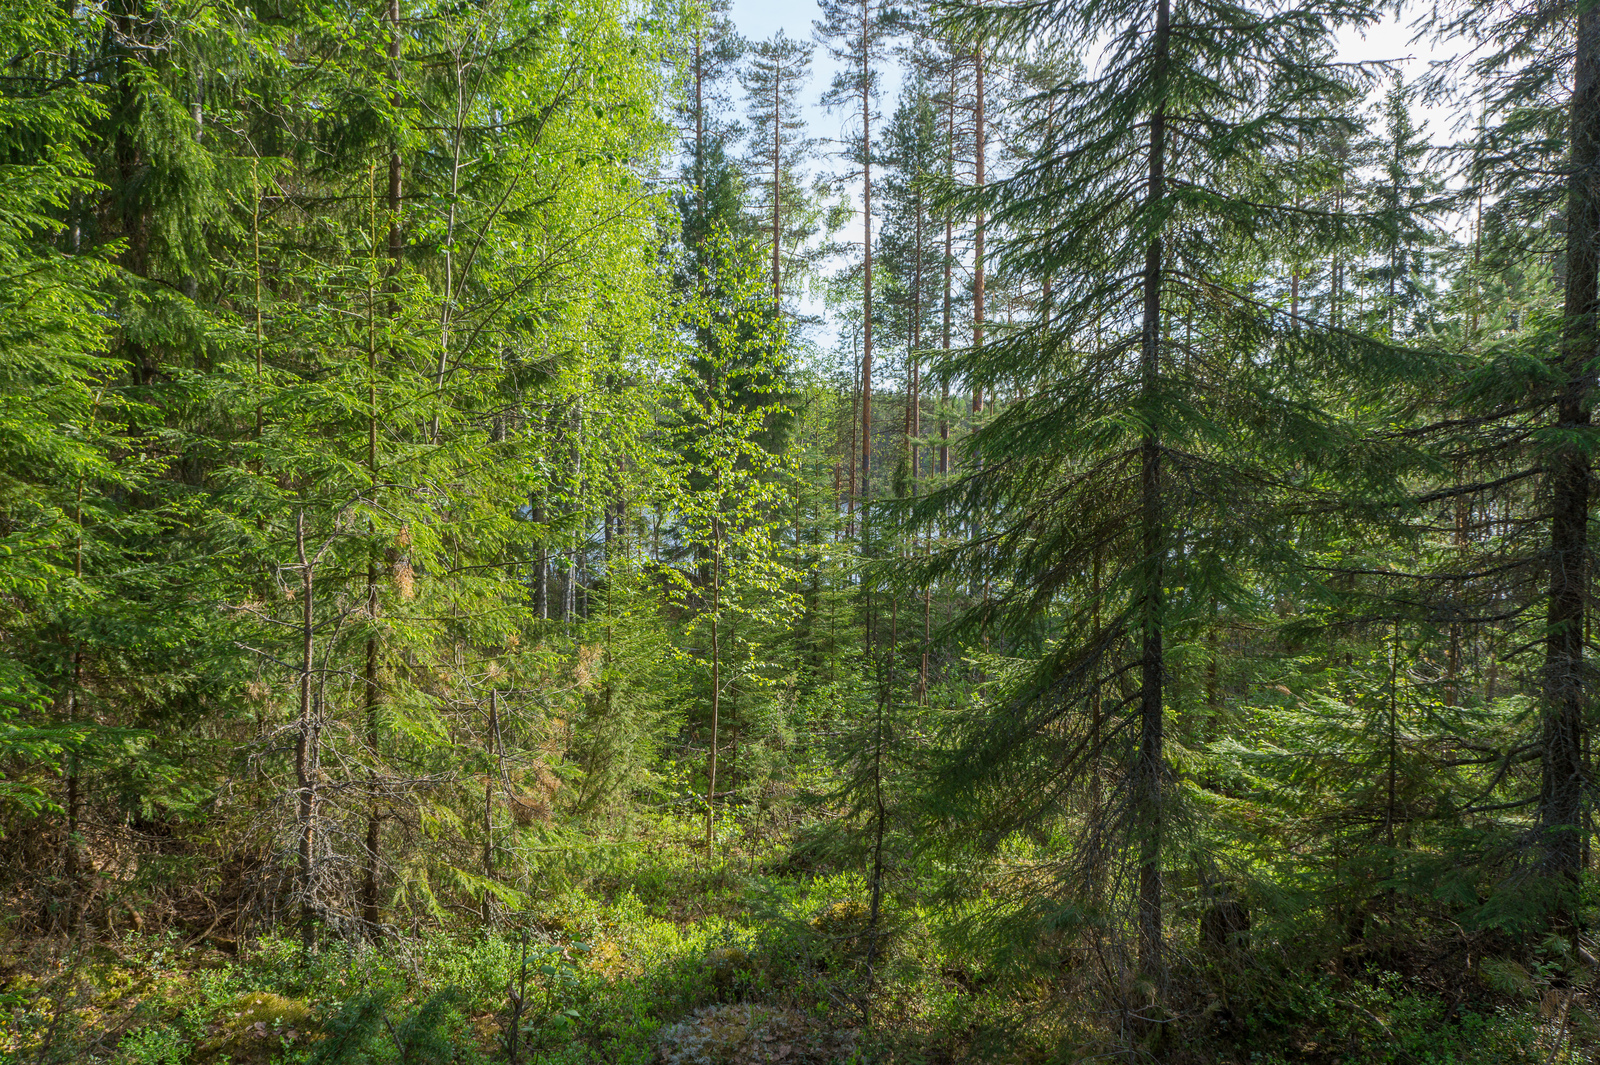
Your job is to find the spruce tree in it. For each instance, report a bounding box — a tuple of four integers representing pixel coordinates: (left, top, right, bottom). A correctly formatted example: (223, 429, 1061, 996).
(0, 0, 122, 885)
(920, 0, 1413, 977)
(1357, 78, 1449, 340)
(1429, 0, 1600, 905)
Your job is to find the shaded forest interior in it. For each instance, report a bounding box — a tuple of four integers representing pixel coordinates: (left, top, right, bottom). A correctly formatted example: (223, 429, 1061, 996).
(5, 0, 1600, 1059)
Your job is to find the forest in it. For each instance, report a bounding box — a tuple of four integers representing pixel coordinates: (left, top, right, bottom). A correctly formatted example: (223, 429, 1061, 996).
(2, 0, 1599, 1058)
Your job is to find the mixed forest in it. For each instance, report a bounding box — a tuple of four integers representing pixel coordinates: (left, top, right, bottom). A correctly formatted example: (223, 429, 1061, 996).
(5, 0, 1600, 1058)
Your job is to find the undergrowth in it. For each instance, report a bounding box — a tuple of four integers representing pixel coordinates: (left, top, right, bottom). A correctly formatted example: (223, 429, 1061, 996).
(0, 814, 1590, 1065)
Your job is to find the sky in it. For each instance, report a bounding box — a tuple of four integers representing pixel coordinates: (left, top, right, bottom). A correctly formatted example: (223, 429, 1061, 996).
(723, 0, 1470, 356)
(730, 0, 1453, 117)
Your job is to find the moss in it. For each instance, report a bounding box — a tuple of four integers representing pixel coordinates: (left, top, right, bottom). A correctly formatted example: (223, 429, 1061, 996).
(657, 1004, 857, 1065)
(194, 992, 314, 1065)
(706, 945, 749, 988)
(808, 900, 867, 939)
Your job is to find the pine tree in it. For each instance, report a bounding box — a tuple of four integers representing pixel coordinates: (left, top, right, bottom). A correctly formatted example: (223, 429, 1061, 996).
(879, 82, 943, 500)
(817, 0, 895, 523)
(675, 0, 745, 218)
(741, 31, 822, 309)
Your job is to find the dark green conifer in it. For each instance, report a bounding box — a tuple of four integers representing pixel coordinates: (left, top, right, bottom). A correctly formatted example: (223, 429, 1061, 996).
(918, 0, 1418, 977)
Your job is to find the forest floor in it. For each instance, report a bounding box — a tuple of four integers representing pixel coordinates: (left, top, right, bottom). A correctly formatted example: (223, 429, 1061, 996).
(0, 812, 1592, 1065)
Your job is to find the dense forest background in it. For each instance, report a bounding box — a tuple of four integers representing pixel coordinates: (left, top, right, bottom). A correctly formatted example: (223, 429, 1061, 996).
(4, 0, 1600, 1058)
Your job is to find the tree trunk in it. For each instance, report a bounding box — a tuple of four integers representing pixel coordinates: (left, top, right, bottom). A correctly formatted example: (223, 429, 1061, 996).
(705, 517, 722, 857)
(940, 57, 955, 480)
(847, 349, 860, 539)
(914, 181, 930, 702)
(860, 12, 874, 540)
(295, 511, 320, 951)
(1447, 458, 1467, 707)
(361, 6, 402, 935)
(65, 753, 80, 935)
(482, 690, 498, 924)
(1543, 0, 1600, 891)
(972, 41, 985, 420)
(534, 493, 548, 618)
(1135, 0, 1171, 980)
(1089, 548, 1104, 899)
(864, 684, 889, 1003)
(971, 40, 986, 601)
(773, 54, 783, 303)
(911, 181, 924, 489)
(695, 33, 705, 214)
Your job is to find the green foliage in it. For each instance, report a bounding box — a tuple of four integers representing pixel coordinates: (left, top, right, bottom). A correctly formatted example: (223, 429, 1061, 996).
(1239, 973, 1546, 1065)
(112, 1024, 187, 1065)
(3, 0, 1600, 1060)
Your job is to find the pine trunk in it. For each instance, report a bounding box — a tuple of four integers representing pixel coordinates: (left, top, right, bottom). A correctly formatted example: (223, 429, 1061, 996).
(971, 41, 986, 602)
(860, 8, 874, 540)
(773, 55, 783, 303)
(940, 58, 955, 480)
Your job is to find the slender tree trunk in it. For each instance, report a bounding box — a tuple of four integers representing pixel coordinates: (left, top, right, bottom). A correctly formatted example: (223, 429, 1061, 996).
(706, 518, 722, 857)
(847, 349, 860, 539)
(112, 0, 156, 394)
(295, 512, 320, 951)
(695, 34, 705, 214)
(1544, 0, 1600, 890)
(860, 17, 874, 542)
(911, 186, 924, 488)
(1448, 458, 1467, 707)
(534, 485, 548, 618)
(1387, 627, 1400, 858)
(360, 262, 379, 936)
(1331, 163, 1345, 328)
(360, 621, 381, 933)
(1090, 547, 1104, 889)
(1289, 139, 1302, 321)
(361, 18, 402, 934)
(569, 404, 583, 622)
(252, 159, 265, 443)
(970, 40, 986, 602)
(940, 58, 955, 481)
(972, 40, 985, 420)
(1206, 602, 1220, 737)
(63, 469, 88, 935)
(482, 690, 498, 924)
(864, 684, 889, 1002)
(913, 186, 930, 702)
(385, 0, 403, 296)
(431, 29, 471, 442)
(773, 55, 783, 303)
(64, 752, 80, 935)
(1135, 0, 1171, 979)
(833, 461, 843, 541)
